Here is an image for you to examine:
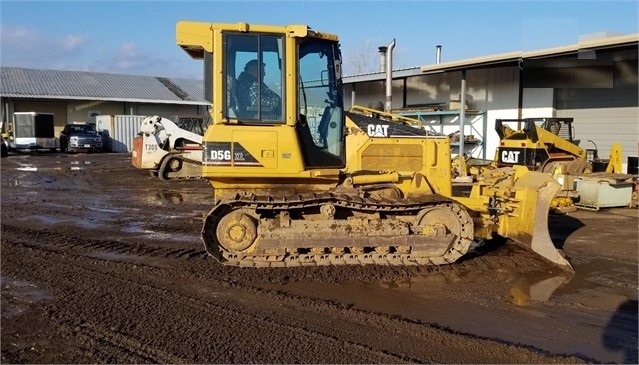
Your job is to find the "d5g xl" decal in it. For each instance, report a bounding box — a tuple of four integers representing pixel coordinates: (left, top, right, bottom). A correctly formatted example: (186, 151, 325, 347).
(204, 142, 262, 167)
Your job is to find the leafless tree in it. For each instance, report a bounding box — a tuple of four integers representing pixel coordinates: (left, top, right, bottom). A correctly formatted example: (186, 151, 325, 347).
(343, 38, 380, 76)
(342, 38, 407, 76)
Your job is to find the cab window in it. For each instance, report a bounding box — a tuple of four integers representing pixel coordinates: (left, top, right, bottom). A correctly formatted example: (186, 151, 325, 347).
(225, 33, 284, 123)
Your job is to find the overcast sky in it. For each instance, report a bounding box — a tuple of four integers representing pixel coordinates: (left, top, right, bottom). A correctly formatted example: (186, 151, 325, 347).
(1, 0, 637, 79)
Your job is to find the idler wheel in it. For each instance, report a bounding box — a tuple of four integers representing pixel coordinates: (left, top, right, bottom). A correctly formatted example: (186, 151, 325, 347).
(216, 210, 258, 252)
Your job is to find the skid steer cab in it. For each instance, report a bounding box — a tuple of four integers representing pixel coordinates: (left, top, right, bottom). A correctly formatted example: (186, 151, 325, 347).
(495, 118, 589, 175)
(132, 116, 204, 180)
(175, 21, 572, 271)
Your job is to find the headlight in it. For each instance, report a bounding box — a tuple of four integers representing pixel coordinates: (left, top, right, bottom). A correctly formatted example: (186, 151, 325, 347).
(70, 136, 79, 141)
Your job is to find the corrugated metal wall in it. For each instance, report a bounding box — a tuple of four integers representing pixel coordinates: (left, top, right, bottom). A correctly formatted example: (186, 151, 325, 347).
(344, 61, 638, 164)
(68, 102, 205, 124)
(135, 104, 202, 118)
(95, 115, 145, 153)
(467, 68, 519, 110)
(345, 67, 526, 112)
(556, 107, 639, 171)
(67, 101, 125, 123)
(554, 55, 639, 172)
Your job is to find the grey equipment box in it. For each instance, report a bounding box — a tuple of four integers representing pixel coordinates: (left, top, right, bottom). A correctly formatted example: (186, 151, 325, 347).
(574, 173, 636, 210)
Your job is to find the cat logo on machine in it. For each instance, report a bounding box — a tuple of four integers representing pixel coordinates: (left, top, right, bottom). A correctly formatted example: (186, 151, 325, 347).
(501, 150, 522, 164)
(367, 124, 389, 137)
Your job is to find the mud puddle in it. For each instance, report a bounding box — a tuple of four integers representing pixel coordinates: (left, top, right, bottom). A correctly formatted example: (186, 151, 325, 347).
(0, 277, 51, 319)
(13, 160, 93, 172)
(16, 214, 200, 244)
(123, 223, 200, 243)
(147, 190, 213, 205)
(258, 255, 636, 363)
(552, 258, 637, 311)
(268, 254, 635, 313)
(87, 251, 174, 269)
(20, 214, 101, 229)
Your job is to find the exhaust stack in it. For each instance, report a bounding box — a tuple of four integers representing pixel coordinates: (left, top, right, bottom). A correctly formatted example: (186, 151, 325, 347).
(384, 39, 395, 113)
(378, 46, 387, 73)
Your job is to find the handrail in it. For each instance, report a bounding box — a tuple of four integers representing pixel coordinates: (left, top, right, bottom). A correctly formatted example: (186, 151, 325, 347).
(348, 105, 424, 129)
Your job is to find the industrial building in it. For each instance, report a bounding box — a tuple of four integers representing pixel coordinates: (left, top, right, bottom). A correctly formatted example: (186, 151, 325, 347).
(343, 32, 638, 165)
(1, 32, 637, 169)
(0, 68, 209, 137)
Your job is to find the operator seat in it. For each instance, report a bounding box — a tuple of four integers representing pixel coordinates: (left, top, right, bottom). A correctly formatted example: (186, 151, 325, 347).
(227, 75, 242, 118)
(296, 114, 342, 168)
(317, 106, 332, 149)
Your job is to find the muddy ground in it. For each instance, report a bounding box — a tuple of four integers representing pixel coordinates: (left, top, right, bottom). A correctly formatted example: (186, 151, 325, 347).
(1, 152, 637, 364)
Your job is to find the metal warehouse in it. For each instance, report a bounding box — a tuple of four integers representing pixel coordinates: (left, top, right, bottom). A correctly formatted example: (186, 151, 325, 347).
(342, 32, 638, 170)
(0, 68, 210, 138)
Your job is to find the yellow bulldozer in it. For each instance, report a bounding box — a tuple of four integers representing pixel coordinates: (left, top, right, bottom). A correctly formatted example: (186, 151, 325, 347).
(176, 21, 572, 271)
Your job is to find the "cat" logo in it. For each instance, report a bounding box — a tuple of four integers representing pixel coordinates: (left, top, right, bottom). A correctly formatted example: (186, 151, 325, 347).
(501, 150, 521, 163)
(367, 124, 389, 137)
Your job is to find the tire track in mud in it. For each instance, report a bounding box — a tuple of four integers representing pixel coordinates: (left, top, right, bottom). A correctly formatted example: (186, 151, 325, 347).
(1, 223, 209, 264)
(2, 215, 555, 268)
(51, 322, 185, 364)
(4, 222, 409, 362)
(2, 221, 586, 363)
(2, 233, 585, 364)
(1, 216, 559, 289)
(2, 230, 415, 363)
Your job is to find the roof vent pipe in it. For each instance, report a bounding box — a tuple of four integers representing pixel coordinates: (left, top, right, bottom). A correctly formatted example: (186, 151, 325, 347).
(436, 45, 442, 64)
(385, 39, 395, 113)
(378, 46, 387, 73)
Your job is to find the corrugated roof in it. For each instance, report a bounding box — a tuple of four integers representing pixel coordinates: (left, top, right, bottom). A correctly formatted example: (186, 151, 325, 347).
(343, 67, 423, 83)
(343, 33, 638, 83)
(420, 33, 639, 73)
(0, 67, 209, 106)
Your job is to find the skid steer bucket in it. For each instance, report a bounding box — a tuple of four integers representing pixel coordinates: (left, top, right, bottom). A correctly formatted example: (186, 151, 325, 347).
(496, 167, 574, 272)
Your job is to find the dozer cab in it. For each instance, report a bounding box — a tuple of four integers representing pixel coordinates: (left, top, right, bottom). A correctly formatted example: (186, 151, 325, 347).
(176, 21, 572, 271)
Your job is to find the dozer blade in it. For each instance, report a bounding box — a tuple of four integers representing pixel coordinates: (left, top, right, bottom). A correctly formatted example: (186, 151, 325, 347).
(499, 167, 574, 272)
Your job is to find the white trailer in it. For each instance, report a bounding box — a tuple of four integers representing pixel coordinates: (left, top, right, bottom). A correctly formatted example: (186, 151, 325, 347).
(8, 112, 57, 151)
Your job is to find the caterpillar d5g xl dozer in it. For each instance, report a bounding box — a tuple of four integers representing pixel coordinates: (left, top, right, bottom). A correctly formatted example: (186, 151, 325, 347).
(176, 21, 572, 271)
(132, 115, 204, 180)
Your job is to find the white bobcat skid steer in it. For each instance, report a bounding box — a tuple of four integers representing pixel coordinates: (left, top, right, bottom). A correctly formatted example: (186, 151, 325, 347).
(132, 116, 203, 180)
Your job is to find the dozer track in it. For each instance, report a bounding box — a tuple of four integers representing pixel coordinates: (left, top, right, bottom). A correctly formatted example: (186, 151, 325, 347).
(202, 192, 474, 267)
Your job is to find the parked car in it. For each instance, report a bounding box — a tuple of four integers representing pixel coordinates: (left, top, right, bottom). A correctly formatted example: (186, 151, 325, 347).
(1, 137, 8, 157)
(60, 124, 103, 153)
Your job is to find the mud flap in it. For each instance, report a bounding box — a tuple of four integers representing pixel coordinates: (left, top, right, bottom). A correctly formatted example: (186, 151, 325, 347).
(499, 167, 574, 272)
